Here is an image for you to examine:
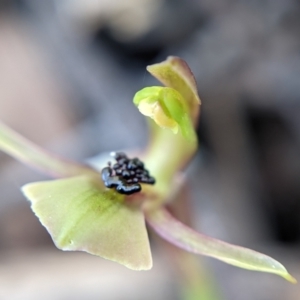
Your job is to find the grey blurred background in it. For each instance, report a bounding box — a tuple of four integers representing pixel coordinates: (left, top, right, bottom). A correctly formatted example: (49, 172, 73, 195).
(0, 0, 300, 299)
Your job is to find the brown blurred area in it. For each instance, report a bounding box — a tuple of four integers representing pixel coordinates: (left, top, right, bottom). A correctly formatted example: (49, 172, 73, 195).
(0, 0, 300, 299)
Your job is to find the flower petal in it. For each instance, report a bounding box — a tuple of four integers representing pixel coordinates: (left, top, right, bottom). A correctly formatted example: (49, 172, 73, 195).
(147, 56, 201, 124)
(22, 175, 152, 270)
(146, 207, 296, 283)
(0, 121, 97, 178)
(134, 86, 196, 143)
(133, 58, 200, 195)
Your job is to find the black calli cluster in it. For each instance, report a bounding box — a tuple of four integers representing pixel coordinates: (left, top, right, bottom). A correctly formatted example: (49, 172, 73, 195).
(101, 152, 155, 195)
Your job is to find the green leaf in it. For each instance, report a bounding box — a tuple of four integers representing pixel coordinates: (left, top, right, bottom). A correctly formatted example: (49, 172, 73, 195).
(22, 175, 152, 270)
(0, 121, 97, 178)
(146, 207, 296, 283)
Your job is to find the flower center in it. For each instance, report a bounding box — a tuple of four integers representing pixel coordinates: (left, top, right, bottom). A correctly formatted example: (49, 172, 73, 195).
(101, 152, 155, 195)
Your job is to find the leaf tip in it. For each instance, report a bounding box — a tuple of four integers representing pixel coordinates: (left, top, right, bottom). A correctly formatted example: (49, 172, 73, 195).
(283, 273, 297, 284)
(136, 260, 153, 271)
(21, 182, 35, 200)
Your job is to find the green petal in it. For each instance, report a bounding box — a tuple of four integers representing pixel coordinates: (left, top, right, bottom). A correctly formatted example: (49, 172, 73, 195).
(0, 121, 97, 178)
(147, 56, 201, 124)
(133, 57, 200, 196)
(22, 176, 152, 270)
(134, 86, 196, 142)
(146, 207, 296, 283)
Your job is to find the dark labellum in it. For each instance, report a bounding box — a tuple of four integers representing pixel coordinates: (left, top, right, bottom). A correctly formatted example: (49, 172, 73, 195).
(101, 152, 156, 195)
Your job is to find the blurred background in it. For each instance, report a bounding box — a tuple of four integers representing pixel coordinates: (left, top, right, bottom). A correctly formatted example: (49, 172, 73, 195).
(0, 0, 300, 299)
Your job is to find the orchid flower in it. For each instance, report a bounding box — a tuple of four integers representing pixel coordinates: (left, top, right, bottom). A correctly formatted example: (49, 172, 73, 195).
(0, 56, 296, 283)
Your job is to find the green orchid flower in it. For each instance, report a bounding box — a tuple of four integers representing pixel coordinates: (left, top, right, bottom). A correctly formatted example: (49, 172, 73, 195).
(0, 56, 296, 283)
